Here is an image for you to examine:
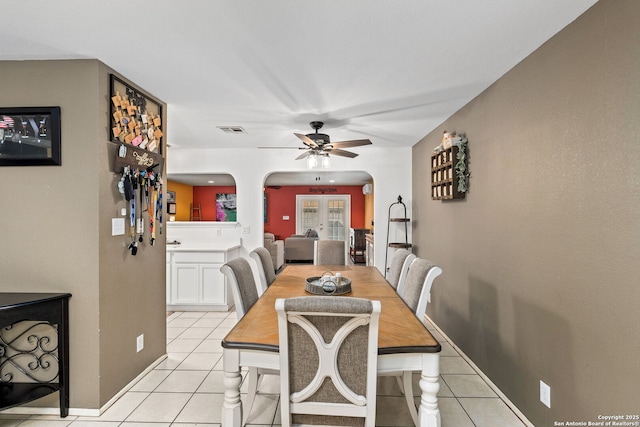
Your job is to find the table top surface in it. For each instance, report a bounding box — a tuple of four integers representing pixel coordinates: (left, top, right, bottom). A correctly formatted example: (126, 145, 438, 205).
(222, 264, 440, 355)
(0, 293, 71, 310)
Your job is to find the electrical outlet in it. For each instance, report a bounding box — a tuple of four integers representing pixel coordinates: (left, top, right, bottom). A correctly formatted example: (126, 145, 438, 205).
(136, 334, 144, 352)
(216, 228, 222, 237)
(242, 226, 250, 234)
(540, 380, 551, 408)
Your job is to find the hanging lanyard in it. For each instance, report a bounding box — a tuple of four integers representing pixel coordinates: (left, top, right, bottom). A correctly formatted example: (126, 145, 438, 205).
(130, 170, 136, 237)
(122, 167, 137, 255)
(119, 167, 162, 253)
(148, 172, 155, 245)
(137, 171, 145, 242)
(151, 188, 157, 245)
(156, 176, 163, 236)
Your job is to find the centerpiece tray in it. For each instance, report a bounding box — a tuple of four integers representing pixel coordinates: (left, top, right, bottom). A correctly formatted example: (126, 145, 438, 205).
(305, 275, 352, 295)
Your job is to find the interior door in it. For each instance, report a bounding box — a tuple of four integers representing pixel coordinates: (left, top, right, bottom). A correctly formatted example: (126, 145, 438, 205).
(296, 195, 350, 243)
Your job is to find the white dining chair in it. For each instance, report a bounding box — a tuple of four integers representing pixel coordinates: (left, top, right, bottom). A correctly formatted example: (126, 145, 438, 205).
(388, 250, 417, 296)
(399, 258, 442, 321)
(395, 257, 443, 426)
(220, 257, 277, 424)
(276, 296, 381, 427)
(313, 239, 347, 265)
(249, 246, 277, 296)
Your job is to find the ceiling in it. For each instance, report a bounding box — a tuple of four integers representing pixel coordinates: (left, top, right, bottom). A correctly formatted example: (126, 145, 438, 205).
(1, 1, 596, 155)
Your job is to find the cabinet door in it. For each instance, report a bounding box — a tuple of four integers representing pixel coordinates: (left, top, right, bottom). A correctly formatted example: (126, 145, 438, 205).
(173, 263, 199, 304)
(166, 252, 172, 305)
(200, 264, 226, 304)
(166, 260, 171, 305)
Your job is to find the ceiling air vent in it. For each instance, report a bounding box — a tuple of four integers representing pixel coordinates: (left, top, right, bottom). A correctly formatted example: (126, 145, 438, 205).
(217, 126, 247, 134)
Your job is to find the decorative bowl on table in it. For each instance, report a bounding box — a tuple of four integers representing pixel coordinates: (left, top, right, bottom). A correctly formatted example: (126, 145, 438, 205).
(305, 272, 352, 295)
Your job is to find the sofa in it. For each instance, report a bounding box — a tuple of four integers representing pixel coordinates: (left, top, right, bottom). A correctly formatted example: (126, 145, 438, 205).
(264, 233, 284, 271)
(284, 229, 319, 262)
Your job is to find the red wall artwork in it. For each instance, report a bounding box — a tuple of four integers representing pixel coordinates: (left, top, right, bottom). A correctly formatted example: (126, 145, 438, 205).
(192, 186, 237, 221)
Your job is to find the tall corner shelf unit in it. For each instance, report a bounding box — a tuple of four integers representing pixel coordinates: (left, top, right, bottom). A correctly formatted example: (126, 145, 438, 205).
(384, 195, 412, 276)
(431, 145, 466, 200)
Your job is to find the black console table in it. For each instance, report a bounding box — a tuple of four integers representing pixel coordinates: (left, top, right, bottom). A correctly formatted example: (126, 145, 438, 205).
(0, 293, 71, 417)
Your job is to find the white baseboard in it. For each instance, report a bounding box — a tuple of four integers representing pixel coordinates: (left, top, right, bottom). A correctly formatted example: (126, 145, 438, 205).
(1, 354, 167, 418)
(425, 315, 534, 427)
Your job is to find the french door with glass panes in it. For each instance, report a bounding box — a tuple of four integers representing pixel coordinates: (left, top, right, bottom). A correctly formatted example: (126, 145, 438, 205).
(296, 195, 350, 243)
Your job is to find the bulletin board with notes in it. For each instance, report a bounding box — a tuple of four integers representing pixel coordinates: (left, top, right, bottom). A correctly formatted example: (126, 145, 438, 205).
(110, 74, 164, 172)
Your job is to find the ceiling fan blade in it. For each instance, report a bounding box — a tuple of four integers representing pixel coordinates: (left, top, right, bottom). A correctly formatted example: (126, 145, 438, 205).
(329, 139, 372, 149)
(295, 151, 312, 160)
(326, 148, 358, 158)
(294, 133, 318, 148)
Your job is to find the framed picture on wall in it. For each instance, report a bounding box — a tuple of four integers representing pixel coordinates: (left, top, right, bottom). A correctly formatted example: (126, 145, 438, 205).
(216, 193, 237, 222)
(0, 106, 61, 166)
(264, 194, 267, 223)
(166, 191, 176, 203)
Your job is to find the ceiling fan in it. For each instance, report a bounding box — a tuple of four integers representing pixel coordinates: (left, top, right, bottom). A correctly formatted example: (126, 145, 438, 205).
(292, 121, 372, 161)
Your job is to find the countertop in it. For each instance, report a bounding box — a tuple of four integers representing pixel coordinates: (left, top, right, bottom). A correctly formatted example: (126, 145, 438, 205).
(166, 240, 241, 252)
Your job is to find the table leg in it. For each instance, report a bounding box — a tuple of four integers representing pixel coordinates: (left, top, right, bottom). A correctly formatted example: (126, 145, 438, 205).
(418, 353, 440, 427)
(222, 349, 242, 427)
(58, 298, 70, 417)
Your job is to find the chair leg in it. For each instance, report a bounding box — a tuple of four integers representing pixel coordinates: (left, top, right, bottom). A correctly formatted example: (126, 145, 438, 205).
(243, 367, 260, 425)
(402, 371, 419, 427)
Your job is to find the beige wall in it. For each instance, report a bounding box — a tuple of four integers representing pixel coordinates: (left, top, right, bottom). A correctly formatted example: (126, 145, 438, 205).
(97, 65, 167, 405)
(412, 0, 640, 424)
(0, 60, 166, 410)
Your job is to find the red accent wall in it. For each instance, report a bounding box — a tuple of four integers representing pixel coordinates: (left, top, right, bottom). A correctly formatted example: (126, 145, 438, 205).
(193, 186, 236, 221)
(191, 185, 365, 236)
(264, 186, 365, 240)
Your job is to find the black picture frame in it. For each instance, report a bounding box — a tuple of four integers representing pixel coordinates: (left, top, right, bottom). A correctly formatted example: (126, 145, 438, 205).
(0, 106, 61, 166)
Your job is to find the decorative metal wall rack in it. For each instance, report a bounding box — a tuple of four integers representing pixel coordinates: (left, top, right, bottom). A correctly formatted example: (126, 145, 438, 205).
(384, 195, 412, 276)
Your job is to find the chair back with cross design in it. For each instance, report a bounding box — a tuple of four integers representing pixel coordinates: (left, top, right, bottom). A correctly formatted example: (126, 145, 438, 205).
(276, 296, 380, 427)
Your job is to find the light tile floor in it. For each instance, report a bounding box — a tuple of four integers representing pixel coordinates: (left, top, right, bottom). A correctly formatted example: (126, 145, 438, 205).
(0, 311, 530, 427)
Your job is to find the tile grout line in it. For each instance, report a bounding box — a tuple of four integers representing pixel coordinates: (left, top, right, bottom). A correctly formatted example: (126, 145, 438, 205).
(439, 374, 474, 426)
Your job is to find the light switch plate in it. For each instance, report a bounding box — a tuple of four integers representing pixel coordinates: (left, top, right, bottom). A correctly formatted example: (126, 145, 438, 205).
(112, 218, 125, 236)
(540, 380, 551, 408)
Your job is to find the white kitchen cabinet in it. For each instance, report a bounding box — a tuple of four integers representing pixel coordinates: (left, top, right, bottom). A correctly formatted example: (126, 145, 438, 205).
(166, 252, 172, 305)
(167, 242, 240, 311)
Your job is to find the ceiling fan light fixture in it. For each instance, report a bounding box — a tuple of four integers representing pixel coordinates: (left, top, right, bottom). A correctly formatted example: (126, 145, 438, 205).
(320, 152, 331, 169)
(306, 152, 318, 169)
(306, 151, 331, 169)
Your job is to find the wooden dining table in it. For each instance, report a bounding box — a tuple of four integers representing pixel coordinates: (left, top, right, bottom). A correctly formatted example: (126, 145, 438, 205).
(221, 264, 442, 427)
